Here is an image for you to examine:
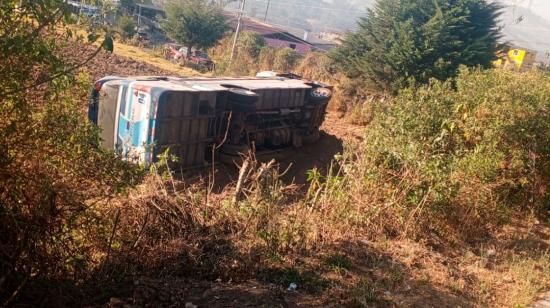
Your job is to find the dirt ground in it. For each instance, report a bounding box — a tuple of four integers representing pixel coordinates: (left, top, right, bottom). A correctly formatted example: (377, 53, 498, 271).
(83, 218, 548, 308)
(72, 44, 174, 81)
(72, 42, 549, 308)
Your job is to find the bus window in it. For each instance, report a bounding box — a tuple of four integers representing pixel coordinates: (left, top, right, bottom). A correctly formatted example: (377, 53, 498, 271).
(119, 86, 128, 116)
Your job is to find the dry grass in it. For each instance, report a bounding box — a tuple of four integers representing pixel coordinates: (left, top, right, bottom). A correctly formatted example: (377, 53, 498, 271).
(88, 148, 550, 307)
(110, 43, 201, 76)
(67, 25, 201, 77)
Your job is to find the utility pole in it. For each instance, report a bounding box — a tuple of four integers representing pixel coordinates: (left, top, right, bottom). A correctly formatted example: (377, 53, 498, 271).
(77, 0, 83, 25)
(230, 0, 246, 65)
(263, 0, 270, 22)
(137, 4, 142, 30)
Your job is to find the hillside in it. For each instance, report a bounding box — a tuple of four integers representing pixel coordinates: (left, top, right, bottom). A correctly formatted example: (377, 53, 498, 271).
(3, 2, 550, 307)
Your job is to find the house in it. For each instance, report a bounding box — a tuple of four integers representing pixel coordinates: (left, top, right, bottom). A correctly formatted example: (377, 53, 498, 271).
(295, 34, 339, 52)
(224, 13, 322, 54)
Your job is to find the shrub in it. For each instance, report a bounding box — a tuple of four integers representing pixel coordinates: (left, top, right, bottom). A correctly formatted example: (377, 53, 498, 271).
(117, 14, 136, 41)
(1, 2, 140, 303)
(272, 48, 301, 72)
(295, 52, 375, 112)
(211, 32, 267, 76)
(312, 68, 550, 240)
(295, 52, 334, 81)
(211, 33, 303, 76)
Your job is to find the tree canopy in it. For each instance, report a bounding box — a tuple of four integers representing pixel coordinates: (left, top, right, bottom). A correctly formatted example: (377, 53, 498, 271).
(332, 0, 502, 92)
(118, 14, 137, 41)
(161, 0, 228, 53)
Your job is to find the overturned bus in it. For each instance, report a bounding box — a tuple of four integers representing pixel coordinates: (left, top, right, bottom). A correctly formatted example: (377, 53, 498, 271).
(88, 74, 332, 168)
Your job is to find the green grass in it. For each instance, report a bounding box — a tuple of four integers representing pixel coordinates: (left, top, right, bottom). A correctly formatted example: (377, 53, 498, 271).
(324, 254, 353, 272)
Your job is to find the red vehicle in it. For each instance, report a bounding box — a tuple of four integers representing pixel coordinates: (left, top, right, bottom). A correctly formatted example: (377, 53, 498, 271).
(164, 43, 186, 61)
(188, 50, 214, 71)
(164, 45, 213, 70)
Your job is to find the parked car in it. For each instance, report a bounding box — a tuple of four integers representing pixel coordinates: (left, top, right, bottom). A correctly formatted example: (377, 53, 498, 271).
(164, 43, 186, 61)
(188, 50, 214, 71)
(163, 45, 213, 70)
(88, 75, 332, 168)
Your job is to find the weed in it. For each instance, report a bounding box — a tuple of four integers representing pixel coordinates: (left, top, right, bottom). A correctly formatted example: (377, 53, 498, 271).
(325, 254, 353, 272)
(505, 252, 550, 307)
(352, 278, 380, 306)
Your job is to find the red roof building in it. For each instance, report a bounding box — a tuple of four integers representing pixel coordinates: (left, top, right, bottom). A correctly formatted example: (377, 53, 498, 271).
(224, 12, 319, 54)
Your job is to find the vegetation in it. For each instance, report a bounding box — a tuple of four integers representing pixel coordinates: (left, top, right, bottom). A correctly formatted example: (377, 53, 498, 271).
(294, 52, 370, 114)
(314, 68, 550, 239)
(210, 31, 301, 76)
(0, 0, 140, 304)
(332, 0, 502, 92)
(161, 0, 227, 58)
(2, 0, 550, 306)
(117, 14, 136, 41)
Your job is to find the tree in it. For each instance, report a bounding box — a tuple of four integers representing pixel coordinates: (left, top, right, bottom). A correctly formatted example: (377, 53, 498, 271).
(161, 0, 228, 58)
(332, 0, 502, 93)
(100, 0, 118, 23)
(118, 14, 136, 41)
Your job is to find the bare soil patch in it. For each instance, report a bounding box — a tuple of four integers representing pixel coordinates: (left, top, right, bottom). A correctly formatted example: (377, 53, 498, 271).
(68, 43, 175, 81)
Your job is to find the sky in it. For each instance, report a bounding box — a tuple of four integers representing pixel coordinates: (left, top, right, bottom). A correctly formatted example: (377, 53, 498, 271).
(500, 0, 550, 21)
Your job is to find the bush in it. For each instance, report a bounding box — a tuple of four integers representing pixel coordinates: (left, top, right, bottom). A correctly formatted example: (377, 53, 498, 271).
(210, 31, 267, 76)
(1, 2, 141, 303)
(312, 68, 550, 240)
(211, 33, 302, 76)
(0, 71, 143, 302)
(118, 14, 136, 41)
(295, 52, 334, 81)
(272, 48, 301, 72)
(295, 52, 375, 113)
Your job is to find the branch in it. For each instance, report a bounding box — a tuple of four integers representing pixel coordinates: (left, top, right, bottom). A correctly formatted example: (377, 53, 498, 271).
(1, 42, 106, 98)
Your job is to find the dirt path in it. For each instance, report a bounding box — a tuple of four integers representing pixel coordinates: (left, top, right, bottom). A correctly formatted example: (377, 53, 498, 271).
(71, 43, 178, 81)
(321, 111, 365, 142)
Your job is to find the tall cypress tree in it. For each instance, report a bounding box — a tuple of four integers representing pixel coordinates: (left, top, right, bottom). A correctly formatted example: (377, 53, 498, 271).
(332, 0, 502, 93)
